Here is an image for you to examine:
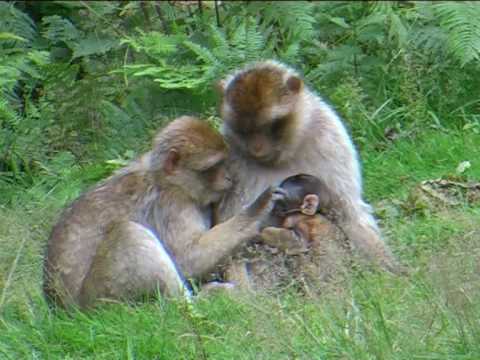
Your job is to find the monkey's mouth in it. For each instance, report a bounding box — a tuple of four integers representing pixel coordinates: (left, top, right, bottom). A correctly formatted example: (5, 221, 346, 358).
(282, 208, 302, 215)
(249, 151, 278, 164)
(275, 208, 303, 218)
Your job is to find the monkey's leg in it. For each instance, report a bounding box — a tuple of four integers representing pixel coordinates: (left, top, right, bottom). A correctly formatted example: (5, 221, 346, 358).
(261, 227, 309, 255)
(223, 260, 254, 290)
(220, 227, 306, 292)
(79, 221, 191, 308)
(338, 204, 407, 274)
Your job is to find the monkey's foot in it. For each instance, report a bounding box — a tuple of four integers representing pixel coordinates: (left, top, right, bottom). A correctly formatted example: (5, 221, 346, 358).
(199, 281, 236, 296)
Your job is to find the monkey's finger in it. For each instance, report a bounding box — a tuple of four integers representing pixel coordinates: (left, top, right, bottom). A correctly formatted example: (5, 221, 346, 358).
(271, 187, 288, 201)
(245, 186, 276, 217)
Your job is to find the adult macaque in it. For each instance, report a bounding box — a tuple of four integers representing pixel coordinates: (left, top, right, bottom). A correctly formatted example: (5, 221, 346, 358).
(216, 60, 404, 287)
(43, 116, 284, 309)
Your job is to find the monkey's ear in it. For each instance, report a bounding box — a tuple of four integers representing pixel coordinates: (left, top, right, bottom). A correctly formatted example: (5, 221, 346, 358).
(301, 194, 319, 216)
(286, 76, 303, 93)
(164, 148, 180, 175)
(216, 79, 227, 94)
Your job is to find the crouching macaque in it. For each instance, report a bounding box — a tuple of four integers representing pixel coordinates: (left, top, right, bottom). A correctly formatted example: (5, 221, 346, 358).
(216, 60, 405, 289)
(43, 116, 284, 309)
(225, 174, 350, 294)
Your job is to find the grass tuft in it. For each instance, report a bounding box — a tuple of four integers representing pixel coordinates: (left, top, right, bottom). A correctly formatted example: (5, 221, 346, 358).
(1, 129, 480, 359)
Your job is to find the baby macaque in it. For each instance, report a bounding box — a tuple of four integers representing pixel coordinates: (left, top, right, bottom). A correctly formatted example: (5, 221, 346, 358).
(225, 174, 350, 295)
(264, 173, 336, 254)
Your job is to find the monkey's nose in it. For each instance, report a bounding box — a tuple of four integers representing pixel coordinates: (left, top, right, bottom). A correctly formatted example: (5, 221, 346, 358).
(248, 142, 260, 154)
(249, 142, 267, 157)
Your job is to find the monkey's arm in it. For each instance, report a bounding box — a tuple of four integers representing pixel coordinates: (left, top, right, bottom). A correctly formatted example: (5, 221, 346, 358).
(172, 187, 284, 278)
(181, 214, 261, 277)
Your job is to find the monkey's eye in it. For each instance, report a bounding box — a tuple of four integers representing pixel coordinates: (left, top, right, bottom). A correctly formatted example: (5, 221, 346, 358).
(271, 117, 287, 136)
(272, 199, 288, 216)
(201, 159, 225, 174)
(237, 127, 252, 137)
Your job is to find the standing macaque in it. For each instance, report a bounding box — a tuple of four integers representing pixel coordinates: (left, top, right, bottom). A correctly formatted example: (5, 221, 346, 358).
(215, 60, 404, 290)
(225, 174, 350, 294)
(43, 116, 285, 309)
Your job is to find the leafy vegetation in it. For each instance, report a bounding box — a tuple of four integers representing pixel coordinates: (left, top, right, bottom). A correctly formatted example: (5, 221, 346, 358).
(1, 1, 479, 359)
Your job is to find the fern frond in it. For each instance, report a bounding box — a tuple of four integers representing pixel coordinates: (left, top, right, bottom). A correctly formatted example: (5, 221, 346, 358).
(244, 17, 266, 62)
(229, 17, 266, 64)
(123, 32, 185, 58)
(209, 25, 229, 54)
(285, 1, 315, 39)
(183, 40, 218, 67)
(42, 15, 81, 44)
(0, 2, 36, 46)
(279, 43, 300, 63)
(72, 35, 118, 59)
(152, 65, 205, 89)
(260, 1, 315, 40)
(434, 2, 480, 66)
(0, 98, 20, 126)
(0, 65, 21, 93)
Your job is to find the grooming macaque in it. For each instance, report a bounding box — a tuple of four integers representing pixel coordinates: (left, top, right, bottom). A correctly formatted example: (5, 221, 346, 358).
(224, 174, 350, 294)
(43, 116, 284, 309)
(216, 60, 404, 288)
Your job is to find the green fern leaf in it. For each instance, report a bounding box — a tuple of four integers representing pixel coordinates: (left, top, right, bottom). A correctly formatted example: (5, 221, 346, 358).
(434, 2, 480, 66)
(72, 35, 118, 59)
(42, 15, 81, 44)
(0, 32, 26, 42)
(183, 40, 218, 66)
(0, 3, 36, 45)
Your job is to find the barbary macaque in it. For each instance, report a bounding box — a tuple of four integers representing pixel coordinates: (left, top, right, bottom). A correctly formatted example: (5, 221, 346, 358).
(43, 116, 284, 309)
(215, 60, 404, 287)
(262, 173, 337, 255)
(224, 174, 350, 294)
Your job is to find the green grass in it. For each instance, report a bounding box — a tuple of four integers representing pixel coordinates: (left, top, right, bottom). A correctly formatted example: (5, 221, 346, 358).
(363, 130, 480, 201)
(1, 129, 479, 359)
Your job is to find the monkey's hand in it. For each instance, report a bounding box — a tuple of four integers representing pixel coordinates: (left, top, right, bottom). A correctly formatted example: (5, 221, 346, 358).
(244, 186, 287, 229)
(261, 227, 309, 255)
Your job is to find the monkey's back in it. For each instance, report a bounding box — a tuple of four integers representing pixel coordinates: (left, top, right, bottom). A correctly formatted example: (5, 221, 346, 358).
(43, 166, 151, 307)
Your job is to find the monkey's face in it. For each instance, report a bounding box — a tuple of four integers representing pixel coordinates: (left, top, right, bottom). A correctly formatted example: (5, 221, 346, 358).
(223, 115, 296, 165)
(171, 150, 232, 206)
(193, 153, 232, 202)
(154, 116, 232, 206)
(219, 63, 303, 165)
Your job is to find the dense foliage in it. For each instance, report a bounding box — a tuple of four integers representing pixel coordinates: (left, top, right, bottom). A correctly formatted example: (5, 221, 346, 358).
(1, 1, 479, 198)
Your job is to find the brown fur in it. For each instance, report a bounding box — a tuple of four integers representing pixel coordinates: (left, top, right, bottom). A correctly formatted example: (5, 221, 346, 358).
(227, 214, 350, 295)
(216, 61, 405, 293)
(43, 116, 284, 309)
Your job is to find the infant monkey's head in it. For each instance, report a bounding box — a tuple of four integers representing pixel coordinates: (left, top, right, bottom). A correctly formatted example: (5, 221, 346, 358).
(273, 174, 328, 218)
